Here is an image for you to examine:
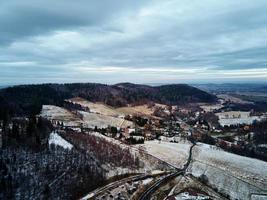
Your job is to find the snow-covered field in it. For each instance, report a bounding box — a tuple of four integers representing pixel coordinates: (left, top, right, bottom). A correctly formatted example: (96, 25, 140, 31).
(137, 141, 267, 199)
(188, 143, 267, 200)
(116, 104, 156, 116)
(192, 143, 267, 185)
(40, 105, 133, 129)
(40, 105, 83, 126)
(169, 175, 226, 200)
(80, 111, 134, 129)
(200, 104, 223, 112)
(137, 140, 191, 169)
(217, 94, 253, 104)
(48, 132, 73, 150)
(215, 111, 265, 126)
(78, 132, 174, 174)
(218, 116, 263, 126)
(66, 97, 123, 117)
(116, 103, 169, 118)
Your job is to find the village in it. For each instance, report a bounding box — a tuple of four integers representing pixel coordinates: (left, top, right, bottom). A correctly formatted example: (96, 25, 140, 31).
(1, 94, 267, 160)
(31, 95, 267, 162)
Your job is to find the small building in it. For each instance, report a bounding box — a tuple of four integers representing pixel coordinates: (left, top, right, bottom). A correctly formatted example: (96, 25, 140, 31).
(123, 128, 136, 139)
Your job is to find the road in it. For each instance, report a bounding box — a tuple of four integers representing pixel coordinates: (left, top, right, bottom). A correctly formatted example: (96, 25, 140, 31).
(80, 173, 160, 200)
(139, 142, 196, 200)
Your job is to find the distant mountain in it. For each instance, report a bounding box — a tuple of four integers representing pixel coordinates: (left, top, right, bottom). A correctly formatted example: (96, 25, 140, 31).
(0, 82, 216, 117)
(193, 83, 267, 94)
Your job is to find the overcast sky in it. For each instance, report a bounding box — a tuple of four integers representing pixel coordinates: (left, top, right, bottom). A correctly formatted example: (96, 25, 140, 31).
(1, 0, 267, 85)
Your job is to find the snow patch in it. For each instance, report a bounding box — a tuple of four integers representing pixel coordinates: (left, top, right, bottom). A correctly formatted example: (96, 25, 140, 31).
(49, 132, 73, 150)
(142, 178, 153, 185)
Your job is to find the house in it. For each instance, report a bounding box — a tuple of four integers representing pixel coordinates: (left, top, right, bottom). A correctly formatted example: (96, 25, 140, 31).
(144, 130, 155, 140)
(122, 128, 136, 139)
(192, 131, 203, 141)
(243, 125, 250, 131)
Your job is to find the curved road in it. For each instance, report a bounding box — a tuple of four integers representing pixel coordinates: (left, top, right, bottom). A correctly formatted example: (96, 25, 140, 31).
(139, 142, 196, 200)
(81, 173, 163, 200)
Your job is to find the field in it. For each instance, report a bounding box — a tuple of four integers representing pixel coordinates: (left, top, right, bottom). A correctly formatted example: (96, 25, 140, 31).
(189, 143, 267, 199)
(116, 103, 170, 118)
(66, 97, 124, 117)
(215, 111, 265, 126)
(217, 116, 263, 126)
(192, 143, 267, 187)
(136, 140, 191, 168)
(116, 105, 155, 116)
(138, 140, 267, 199)
(217, 94, 253, 104)
(232, 93, 267, 103)
(40, 105, 133, 129)
(40, 105, 83, 126)
(199, 104, 223, 112)
(67, 97, 172, 119)
(79, 111, 134, 129)
(140, 141, 267, 187)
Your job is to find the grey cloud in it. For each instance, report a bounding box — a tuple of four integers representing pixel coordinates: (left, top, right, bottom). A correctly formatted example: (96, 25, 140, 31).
(0, 0, 267, 84)
(0, 0, 150, 44)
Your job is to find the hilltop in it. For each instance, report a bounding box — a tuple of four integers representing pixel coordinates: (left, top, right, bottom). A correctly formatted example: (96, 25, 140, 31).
(0, 82, 216, 117)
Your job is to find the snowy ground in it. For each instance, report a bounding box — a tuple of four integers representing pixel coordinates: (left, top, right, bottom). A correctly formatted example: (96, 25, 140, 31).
(80, 111, 134, 129)
(40, 105, 83, 126)
(192, 143, 267, 186)
(200, 104, 223, 112)
(137, 140, 267, 199)
(66, 97, 123, 117)
(218, 116, 264, 126)
(168, 175, 226, 200)
(40, 105, 133, 129)
(48, 132, 73, 150)
(116, 103, 169, 118)
(116, 104, 156, 116)
(217, 94, 253, 104)
(136, 140, 191, 169)
(188, 143, 267, 199)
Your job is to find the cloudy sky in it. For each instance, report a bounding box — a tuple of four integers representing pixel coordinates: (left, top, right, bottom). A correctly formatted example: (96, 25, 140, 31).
(1, 0, 267, 85)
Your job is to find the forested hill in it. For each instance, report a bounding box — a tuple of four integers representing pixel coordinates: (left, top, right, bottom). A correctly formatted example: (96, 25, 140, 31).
(0, 82, 216, 117)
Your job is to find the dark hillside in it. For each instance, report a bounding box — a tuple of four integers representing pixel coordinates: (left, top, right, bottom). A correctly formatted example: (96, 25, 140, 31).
(0, 84, 71, 116)
(155, 84, 216, 104)
(0, 83, 216, 118)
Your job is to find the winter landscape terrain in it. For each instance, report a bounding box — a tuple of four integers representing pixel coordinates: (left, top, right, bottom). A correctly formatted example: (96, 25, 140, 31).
(1, 83, 267, 199)
(1, 0, 267, 199)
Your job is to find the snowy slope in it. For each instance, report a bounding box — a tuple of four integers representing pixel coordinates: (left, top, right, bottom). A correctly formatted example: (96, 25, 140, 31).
(40, 105, 83, 126)
(188, 143, 267, 200)
(138, 141, 267, 199)
(137, 140, 191, 169)
(66, 97, 124, 117)
(79, 111, 133, 129)
(49, 132, 73, 150)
